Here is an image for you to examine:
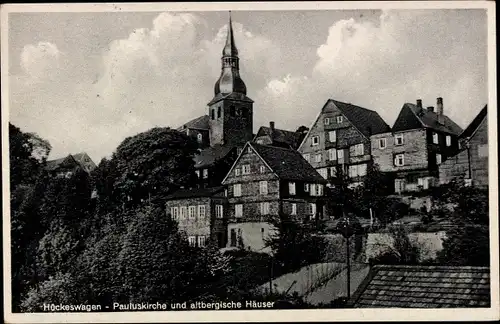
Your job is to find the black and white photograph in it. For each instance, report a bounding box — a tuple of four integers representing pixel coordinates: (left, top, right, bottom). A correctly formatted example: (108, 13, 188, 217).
(2, 1, 498, 323)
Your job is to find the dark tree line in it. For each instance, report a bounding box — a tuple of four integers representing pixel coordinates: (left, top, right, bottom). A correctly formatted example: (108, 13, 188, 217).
(10, 124, 231, 312)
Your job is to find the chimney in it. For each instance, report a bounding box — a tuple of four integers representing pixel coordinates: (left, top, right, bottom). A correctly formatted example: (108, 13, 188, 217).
(269, 121, 275, 130)
(416, 99, 423, 109)
(436, 97, 444, 124)
(427, 106, 434, 113)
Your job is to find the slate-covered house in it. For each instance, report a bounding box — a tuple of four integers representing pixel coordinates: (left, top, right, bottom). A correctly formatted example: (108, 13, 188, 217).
(165, 186, 228, 248)
(46, 152, 96, 178)
(439, 105, 488, 187)
(371, 98, 462, 193)
(297, 99, 391, 187)
(348, 264, 490, 308)
(253, 121, 304, 150)
(221, 142, 327, 252)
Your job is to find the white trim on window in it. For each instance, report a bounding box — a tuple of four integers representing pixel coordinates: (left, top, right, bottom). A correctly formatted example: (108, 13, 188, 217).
(260, 202, 270, 215)
(197, 236, 206, 247)
(216, 205, 224, 218)
(188, 206, 196, 219)
(315, 153, 322, 163)
(436, 153, 442, 165)
(171, 207, 179, 220)
(259, 181, 268, 195)
(235, 168, 241, 176)
(311, 136, 320, 146)
(198, 205, 205, 218)
(446, 135, 451, 147)
(328, 130, 336, 142)
(234, 184, 242, 197)
(324, 117, 330, 125)
(180, 206, 187, 219)
(242, 164, 251, 175)
(336, 116, 343, 124)
(395, 134, 404, 146)
(289, 182, 296, 195)
(395, 153, 405, 166)
(433, 132, 439, 144)
(291, 203, 297, 215)
(260, 165, 266, 173)
(188, 236, 196, 246)
(235, 204, 243, 217)
(379, 138, 387, 149)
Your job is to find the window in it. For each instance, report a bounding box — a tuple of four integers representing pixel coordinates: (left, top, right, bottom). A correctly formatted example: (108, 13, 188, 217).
(330, 167, 337, 178)
(235, 204, 243, 217)
(311, 136, 320, 146)
(304, 183, 310, 192)
(260, 165, 266, 173)
(324, 117, 330, 125)
(349, 164, 368, 178)
(318, 168, 328, 179)
(195, 170, 200, 178)
(395, 134, 404, 146)
(310, 203, 317, 217)
(237, 147, 243, 155)
(433, 132, 439, 144)
(171, 207, 179, 220)
(203, 169, 208, 179)
(336, 116, 343, 124)
(235, 168, 241, 176)
(337, 149, 345, 163)
(446, 135, 451, 147)
(291, 203, 297, 215)
(436, 153, 442, 165)
(310, 184, 318, 196)
(188, 236, 196, 247)
(302, 153, 310, 162)
(233, 184, 242, 197)
(180, 206, 187, 219)
(247, 147, 252, 154)
(198, 205, 206, 218)
(352, 144, 364, 156)
(216, 205, 224, 218)
(242, 164, 251, 175)
(394, 153, 405, 166)
(289, 182, 296, 195)
(259, 181, 268, 195)
(317, 184, 324, 196)
(217, 106, 221, 118)
(211, 109, 215, 120)
(328, 130, 336, 142)
(260, 202, 270, 215)
(197, 133, 203, 143)
(328, 148, 337, 161)
(188, 206, 196, 219)
(379, 138, 387, 149)
(395, 179, 406, 193)
(478, 144, 488, 157)
(197, 236, 206, 247)
(315, 153, 322, 163)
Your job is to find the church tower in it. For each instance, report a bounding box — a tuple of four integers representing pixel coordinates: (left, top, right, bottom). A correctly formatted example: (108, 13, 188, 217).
(208, 12, 254, 147)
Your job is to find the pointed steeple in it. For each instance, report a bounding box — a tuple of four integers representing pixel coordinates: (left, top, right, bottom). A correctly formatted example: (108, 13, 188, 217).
(223, 11, 238, 57)
(213, 11, 247, 96)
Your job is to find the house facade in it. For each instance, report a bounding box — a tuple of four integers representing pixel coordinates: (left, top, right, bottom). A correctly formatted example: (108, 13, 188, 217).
(46, 152, 96, 178)
(165, 186, 228, 248)
(371, 98, 462, 193)
(297, 99, 391, 191)
(222, 142, 327, 252)
(439, 105, 488, 187)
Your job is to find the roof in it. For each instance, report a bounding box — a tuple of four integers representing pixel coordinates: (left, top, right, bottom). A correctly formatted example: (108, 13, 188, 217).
(208, 92, 253, 106)
(194, 145, 235, 168)
(46, 155, 78, 171)
(401, 103, 463, 135)
(460, 105, 487, 139)
(46, 152, 96, 173)
(349, 264, 490, 308)
(331, 99, 391, 137)
(178, 115, 209, 131)
(251, 143, 327, 183)
(253, 126, 303, 149)
(165, 186, 225, 200)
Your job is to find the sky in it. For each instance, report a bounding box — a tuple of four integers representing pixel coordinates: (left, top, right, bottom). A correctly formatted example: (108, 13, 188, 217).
(7, 8, 488, 163)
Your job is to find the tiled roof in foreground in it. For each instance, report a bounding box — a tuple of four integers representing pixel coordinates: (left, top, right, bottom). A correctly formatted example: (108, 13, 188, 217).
(349, 264, 490, 308)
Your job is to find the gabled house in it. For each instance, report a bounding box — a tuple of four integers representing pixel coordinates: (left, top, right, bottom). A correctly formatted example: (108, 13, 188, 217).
(348, 264, 490, 308)
(46, 152, 96, 178)
(298, 99, 391, 187)
(165, 186, 228, 248)
(371, 98, 463, 193)
(439, 105, 488, 187)
(222, 142, 327, 252)
(253, 121, 304, 150)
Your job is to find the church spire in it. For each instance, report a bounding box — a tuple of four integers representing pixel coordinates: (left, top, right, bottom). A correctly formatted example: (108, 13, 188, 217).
(213, 11, 247, 96)
(222, 11, 238, 57)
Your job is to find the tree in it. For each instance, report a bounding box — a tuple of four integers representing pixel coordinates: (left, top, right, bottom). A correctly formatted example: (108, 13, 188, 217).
(265, 213, 327, 272)
(109, 127, 199, 209)
(437, 223, 489, 266)
(369, 225, 421, 265)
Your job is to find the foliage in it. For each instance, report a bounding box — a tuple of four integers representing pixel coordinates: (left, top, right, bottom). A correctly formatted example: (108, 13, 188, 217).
(369, 225, 421, 265)
(265, 213, 327, 272)
(437, 224, 489, 266)
(110, 127, 199, 208)
(20, 272, 78, 312)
